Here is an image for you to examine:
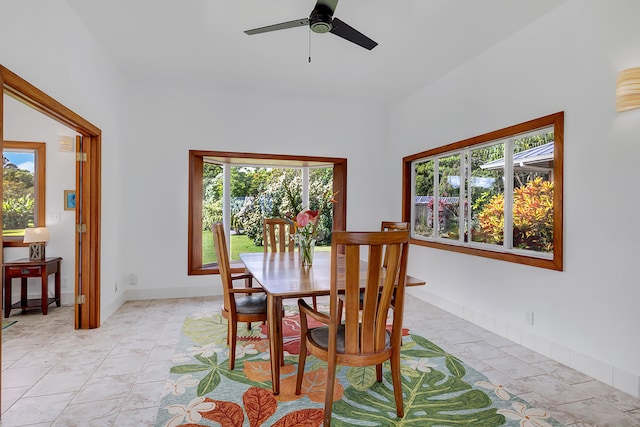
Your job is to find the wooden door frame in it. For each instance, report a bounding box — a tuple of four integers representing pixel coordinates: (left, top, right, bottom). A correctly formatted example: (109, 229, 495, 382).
(0, 64, 101, 330)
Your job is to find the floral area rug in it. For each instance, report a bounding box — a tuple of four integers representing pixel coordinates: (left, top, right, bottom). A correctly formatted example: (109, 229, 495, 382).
(155, 306, 564, 427)
(2, 319, 17, 330)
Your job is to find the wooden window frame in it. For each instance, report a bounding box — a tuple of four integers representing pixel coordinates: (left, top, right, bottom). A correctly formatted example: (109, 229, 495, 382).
(2, 140, 46, 247)
(402, 112, 564, 270)
(188, 150, 348, 275)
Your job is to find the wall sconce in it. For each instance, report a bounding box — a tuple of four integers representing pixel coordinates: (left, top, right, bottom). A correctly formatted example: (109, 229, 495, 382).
(23, 227, 50, 261)
(58, 135, 74, 152)
(616, 67, 640, 112)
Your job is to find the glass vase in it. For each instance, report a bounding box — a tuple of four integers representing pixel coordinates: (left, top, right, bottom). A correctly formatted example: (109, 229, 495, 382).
(299, 237, 316, 267)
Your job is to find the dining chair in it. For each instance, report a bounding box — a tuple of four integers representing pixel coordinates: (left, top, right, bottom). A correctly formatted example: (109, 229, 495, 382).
(212, 222, 268, 370)
(263, 217, 317, 309)
(295, 230, 410, 426)
(263, 218, 295, 253)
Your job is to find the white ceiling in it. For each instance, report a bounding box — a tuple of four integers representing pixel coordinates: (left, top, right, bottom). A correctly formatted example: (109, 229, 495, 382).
(67, 0, 565, 106)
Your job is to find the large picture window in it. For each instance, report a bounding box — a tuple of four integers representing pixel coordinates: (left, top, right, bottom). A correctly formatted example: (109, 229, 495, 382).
(2, 141, 46, 246)
(403, 112, 563, 270)
(189, 151, 347, 275)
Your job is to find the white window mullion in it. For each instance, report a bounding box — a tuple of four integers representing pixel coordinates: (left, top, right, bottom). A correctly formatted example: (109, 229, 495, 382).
(410, 161, 417, 238)
(222, 164, 232, 253)
(465, 150, 472, 244)
(504, 139, 514, 249)
(302, 167, 310, 209)
(458, 151, 467, 243)
(433, 158, 440, 238)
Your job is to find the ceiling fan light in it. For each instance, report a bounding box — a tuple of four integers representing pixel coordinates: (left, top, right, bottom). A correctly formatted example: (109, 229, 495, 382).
(311, 21, 332, 33)
(309, 4, 333, 34)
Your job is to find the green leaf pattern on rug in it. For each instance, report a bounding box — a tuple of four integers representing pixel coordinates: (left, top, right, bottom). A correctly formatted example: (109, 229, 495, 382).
(346, 366, 377, 391)
(157, 313, 565, 427)
(182, 315, 262, 346)
(403, 334, 466, 378)
(171, 349, 271, 396)
(195, 355, 222, 396)
(330, 334, 506, 427)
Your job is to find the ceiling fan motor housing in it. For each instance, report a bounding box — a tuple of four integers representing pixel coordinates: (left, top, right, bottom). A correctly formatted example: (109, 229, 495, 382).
(309, 4, 333, 33)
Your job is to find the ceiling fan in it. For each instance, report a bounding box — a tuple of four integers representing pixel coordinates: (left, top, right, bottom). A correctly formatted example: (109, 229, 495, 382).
(244, 0, 378, 51)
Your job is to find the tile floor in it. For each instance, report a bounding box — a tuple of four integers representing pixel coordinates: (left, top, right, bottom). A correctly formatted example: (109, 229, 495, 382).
(1, 295, 639, 426)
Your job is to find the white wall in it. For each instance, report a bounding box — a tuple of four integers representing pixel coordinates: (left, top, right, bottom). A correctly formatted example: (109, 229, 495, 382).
(0, 0, 127, 319)
(120, 81, 389, 299)
(3, 95, 77, 304)
(390, 0, 640, 396)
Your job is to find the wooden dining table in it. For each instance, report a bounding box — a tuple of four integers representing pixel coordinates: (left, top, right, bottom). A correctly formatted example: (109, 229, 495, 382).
(239, 250, 425, 394)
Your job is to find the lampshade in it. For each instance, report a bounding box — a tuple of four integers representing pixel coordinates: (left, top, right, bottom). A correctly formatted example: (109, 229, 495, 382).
(23, 227, 50, 243)
(616, 67, 640, 112)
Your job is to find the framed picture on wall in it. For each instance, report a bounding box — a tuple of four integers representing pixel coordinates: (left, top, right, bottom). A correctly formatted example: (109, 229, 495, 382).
(64, 190, 76, 210)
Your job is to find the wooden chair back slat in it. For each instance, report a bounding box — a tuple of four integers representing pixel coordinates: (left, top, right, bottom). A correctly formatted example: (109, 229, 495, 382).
(263, 218, 295, 253)
(381, 221, 409, 269)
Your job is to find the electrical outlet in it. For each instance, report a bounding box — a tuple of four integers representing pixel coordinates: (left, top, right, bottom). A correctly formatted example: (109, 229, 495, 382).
(129, 274, 138, 285)
(525, 312, 535, 326)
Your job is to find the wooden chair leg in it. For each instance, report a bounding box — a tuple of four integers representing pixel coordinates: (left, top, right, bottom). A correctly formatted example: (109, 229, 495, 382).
(247, 322, 252, 331)
(390, 349, 404, 418)
(228, 321, 238, 370)
(376, 363, 383, 382)
(323, 357, 337, 427)
(295, 336, 308, 395)
(296, 300, 309, 395)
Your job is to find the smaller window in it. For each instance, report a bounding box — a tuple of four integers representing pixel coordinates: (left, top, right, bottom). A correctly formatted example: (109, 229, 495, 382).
(2, 141, 46, 246)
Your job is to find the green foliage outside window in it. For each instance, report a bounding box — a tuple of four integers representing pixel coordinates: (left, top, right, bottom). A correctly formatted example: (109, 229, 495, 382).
(3, 156, 35, 232)
(236, 167, 334, 246)
(202, 164, 334, 248)
(478, 177, 554, 252)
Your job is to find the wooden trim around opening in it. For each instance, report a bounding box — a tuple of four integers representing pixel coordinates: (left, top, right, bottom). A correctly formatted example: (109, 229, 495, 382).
(1, 64, 102, 328)
(188, 150, 348, 275)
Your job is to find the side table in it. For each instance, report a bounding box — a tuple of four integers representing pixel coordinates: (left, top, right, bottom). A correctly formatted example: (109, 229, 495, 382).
(3, 257, 62, 318)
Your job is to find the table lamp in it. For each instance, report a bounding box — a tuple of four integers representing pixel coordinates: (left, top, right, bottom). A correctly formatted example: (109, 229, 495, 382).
(23, 227, 50, 261)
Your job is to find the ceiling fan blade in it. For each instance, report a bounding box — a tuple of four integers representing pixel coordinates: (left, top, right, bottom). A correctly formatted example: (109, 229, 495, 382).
(316, 0, 339, 15)
(244, 18, 309, 35)
(329, 17, 378, 50)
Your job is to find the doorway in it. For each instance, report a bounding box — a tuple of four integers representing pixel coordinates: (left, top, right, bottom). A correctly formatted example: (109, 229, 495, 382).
(0, 64, 102, 329)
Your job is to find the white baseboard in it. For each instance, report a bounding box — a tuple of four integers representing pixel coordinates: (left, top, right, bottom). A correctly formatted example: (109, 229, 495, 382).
(102, 291, 127, 321)
(407, 289, 640, 398)
(125, 285, 216, 301)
